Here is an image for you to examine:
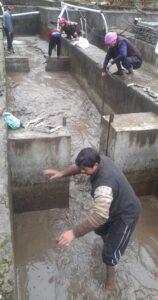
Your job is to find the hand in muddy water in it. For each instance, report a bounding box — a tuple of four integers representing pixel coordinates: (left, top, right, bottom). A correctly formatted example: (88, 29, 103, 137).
(56, 230, 75, 247)
(43, 169, 63, 180)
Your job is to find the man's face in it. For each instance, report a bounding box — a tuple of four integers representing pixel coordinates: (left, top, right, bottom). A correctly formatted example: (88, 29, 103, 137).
(80, 163, 98, 175)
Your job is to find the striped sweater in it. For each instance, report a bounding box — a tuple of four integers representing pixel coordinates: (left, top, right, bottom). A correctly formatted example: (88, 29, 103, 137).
(73, 155, 141, 237)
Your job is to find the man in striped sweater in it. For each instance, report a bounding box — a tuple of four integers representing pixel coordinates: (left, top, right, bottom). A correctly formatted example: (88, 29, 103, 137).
(44, 147, 141, 290)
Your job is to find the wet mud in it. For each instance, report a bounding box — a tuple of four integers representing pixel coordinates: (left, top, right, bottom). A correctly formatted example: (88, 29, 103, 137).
(7, 36, 158, 299)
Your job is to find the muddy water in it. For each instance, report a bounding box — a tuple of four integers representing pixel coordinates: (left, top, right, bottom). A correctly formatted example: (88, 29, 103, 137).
(7, 37, 158, 299)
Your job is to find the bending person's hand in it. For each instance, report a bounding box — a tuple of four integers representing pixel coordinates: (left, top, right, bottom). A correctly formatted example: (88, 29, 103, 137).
(43, 169, 63, 180)
(101, 71, 107, 77)
(56, 230, 75, 246)
(107, 62, 112, 69)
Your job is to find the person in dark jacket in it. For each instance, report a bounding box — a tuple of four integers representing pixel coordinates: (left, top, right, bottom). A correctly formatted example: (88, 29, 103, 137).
(3, 4, 14, 53)
(101, 31, 142, 77)
(44, 147, 141, 290)
(58, 17, 81, 40)
(48, 23, 61, 57)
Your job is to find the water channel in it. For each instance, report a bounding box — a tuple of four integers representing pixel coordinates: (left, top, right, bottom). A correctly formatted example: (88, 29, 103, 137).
(6, 36, 158, 300)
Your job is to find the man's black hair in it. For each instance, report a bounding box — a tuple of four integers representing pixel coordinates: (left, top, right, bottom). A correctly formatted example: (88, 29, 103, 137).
(75, 147, 100, 168)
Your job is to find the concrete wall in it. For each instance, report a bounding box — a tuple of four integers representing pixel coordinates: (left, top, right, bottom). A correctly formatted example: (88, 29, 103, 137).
(135, 39, 158, 70)
(5, 57, 30, 72)
(0, 22, 16, 300)
(45, 56, 70, 72)
(12, 7, 40, 35)
(100, 113, 158, 195)
(8, 130, 71, 213)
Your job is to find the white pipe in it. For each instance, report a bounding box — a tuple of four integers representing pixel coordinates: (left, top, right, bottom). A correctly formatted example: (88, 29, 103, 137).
(80, 17, 84, 37)
(58, 5, 67, 19)
(61, 2, 103, 13)
(0, 2, 4, 14)
(0, 10, 40, 19)
(84, 17, 87, 39)
(61, 2, 108, 32)
(101, 12, 108, 33)
(12, 11, 40, 17)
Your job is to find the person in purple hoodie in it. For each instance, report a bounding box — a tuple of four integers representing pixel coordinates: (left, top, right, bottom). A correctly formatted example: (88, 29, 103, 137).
(101, 32, 142, 77)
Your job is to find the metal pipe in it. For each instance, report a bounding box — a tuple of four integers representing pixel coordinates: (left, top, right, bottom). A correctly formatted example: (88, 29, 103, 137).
(101, 12, 108, 34)
(0, 11, 40, 18)
(58, 5, 67, 19)
(62, 1, 104, 13)
(84, 17, 87, 39)
(11, 11, 40, 17)
(0, 2, 4, 14)
(80, 17, 84, 37)
(61, 2, 108, 33)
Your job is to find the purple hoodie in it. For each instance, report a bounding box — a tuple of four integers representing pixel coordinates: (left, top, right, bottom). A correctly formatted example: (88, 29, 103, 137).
(103, 35, 142, 71)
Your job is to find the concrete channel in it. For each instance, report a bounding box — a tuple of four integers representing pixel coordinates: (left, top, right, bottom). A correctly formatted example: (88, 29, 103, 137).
(0, 2, 158, 299)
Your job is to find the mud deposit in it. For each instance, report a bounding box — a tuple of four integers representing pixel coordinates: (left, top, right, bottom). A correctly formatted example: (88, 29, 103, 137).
(7, 37, 158, 299)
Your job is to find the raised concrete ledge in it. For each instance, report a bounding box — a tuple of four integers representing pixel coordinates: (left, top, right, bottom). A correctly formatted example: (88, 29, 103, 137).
(61, 38, 158, 115)
(100, 112, 158, 195)
(5, 57, 30, 72)
(8, 128, 71, 213)
(0, 23, 16, 299)
(45, 56, 70, 72)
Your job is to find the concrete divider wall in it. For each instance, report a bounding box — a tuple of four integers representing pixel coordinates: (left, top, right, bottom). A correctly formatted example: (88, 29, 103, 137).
(45, 56, 70, 72)
(5, 57, 30, 72)
(0, 23, 16, 300)
(100, 113, 158, 195)
(8, 130, 71, 213)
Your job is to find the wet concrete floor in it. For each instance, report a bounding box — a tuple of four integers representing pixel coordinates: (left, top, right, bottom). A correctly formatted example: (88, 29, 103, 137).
(6, 36, 158, 299)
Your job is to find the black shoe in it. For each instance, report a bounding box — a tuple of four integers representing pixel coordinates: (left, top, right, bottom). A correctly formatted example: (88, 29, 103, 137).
(128, 67, 134, 75)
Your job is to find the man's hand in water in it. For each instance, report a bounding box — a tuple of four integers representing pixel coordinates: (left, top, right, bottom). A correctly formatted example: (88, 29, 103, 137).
(43, 169, 63, 180)
(56, 230, 75, 246)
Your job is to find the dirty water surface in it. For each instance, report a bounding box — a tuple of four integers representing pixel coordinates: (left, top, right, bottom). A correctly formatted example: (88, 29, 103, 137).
(6, 36, 158, 300)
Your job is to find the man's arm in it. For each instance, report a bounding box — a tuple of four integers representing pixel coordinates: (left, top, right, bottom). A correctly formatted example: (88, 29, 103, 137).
(43, 165, 80, 180)
(101, 49, 113, 77)
(73, 185, 113, 237)
(102, 49, 113, 72)
(56, 185, 113, 245)
(111, 41, 127, 65)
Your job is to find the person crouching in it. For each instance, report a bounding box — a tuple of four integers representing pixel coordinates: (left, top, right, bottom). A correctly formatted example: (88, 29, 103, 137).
(58, 18, 81, 40)
(102, 32, 142, 77)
